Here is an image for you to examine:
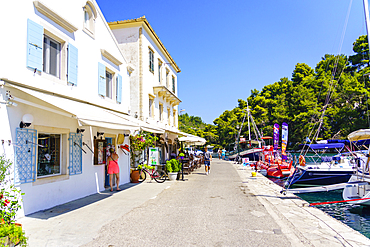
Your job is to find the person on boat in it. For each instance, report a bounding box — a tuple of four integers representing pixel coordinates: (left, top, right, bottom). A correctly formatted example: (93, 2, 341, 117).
(204, 146, 212, 175)
(107, 148, 121, 192)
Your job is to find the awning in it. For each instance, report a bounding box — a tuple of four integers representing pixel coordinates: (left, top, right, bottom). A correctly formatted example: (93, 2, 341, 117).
(178, 133, 206, 146)
(348, 129, 370, 142)
(11, 86, 140, 131)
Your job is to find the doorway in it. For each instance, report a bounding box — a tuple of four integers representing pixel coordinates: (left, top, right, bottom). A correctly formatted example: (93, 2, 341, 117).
(105, 137, 116, 188)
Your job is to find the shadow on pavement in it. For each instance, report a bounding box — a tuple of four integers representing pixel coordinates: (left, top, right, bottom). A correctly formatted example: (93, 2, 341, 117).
(24, 182, 140, 220)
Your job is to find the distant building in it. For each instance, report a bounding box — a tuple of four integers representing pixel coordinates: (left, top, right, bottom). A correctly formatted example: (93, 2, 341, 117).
(109, 17, 182, 163)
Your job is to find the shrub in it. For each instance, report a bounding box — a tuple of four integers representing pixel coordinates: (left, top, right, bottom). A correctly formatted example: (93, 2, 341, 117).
(166, 159, 181, 173)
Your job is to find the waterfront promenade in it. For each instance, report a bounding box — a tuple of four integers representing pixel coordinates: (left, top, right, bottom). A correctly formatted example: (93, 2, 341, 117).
(20, 159, 370, 246)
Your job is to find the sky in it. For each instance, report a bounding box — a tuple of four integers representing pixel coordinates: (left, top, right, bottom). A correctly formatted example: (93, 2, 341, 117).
(96, 0, 367, 124)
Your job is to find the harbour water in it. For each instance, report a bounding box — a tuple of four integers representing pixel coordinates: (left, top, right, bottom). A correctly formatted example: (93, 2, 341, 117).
(298, 190, 370, 239)
(270, 175, 370, 239)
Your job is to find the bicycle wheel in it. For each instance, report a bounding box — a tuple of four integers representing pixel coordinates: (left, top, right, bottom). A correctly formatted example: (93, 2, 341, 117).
(138, 170, 146, 182)
(153, 170, 166, 183)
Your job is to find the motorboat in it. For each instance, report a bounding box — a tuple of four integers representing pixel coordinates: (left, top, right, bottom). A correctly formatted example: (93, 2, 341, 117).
(342, 129, 370, 206)
(285, 143, 358, 187)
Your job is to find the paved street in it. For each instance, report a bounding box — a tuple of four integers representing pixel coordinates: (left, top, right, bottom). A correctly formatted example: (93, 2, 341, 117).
(83, 160, 292, 247)
(21, 159, 370, 247)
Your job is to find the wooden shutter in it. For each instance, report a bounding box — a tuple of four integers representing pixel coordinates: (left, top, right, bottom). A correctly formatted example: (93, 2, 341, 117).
(116, 74, 122, 103)
(26, 19, 43, 71)
(98, 62, 106, 96)
(68, 43, 78, 85)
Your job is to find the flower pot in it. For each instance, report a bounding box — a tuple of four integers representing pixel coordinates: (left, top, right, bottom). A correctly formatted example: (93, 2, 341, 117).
(130, 170, 140, 183)
(168, 172, 178, 181)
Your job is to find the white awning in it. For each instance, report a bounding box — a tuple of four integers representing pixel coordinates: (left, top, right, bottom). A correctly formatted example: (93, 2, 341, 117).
(178, 133, 206, 145)
(11, 86, 139, 131)
(348, 129, 370, 142)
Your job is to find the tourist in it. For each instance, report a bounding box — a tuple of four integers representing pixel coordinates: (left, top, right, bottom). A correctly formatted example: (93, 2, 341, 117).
(107, 148, 121, 192)
(204, 146, 212, 175)
(218, 148, 222, 159)
(222, 148, 226, 160)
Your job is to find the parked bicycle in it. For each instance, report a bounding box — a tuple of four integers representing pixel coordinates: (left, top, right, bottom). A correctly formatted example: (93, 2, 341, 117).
(138, 164, 167, 183)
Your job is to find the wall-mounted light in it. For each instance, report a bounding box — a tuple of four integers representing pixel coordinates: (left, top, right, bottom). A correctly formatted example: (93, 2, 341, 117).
(77, 128, 85, 133)
(124, 134, 129, 137)
(97, 132, 104, 137)
(20, 114, 34, 128)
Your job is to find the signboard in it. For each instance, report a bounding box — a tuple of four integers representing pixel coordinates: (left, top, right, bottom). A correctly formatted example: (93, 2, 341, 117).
(273, 123, 279, 151)
(240, 137, 246, 142)
(149, 147, 159, 166)
(281, 122, 288, 160)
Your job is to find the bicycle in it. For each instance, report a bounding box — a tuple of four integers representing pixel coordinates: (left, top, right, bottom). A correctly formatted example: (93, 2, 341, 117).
(138, 164, 168, 183)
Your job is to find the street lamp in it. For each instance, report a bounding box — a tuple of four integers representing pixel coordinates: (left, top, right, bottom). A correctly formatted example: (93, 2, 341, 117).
(236, 125, 240, 162)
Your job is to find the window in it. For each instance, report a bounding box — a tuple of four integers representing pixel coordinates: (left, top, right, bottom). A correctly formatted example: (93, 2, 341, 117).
(106, 71, 113, 99)
(166, 69, 169, 88)
(159, 104, 163, 121)
(173, 109, 177, 127)
(149, 97, 154, 118)
(43, 35, 61, 77)
(158, 60, 162, 84)
(167, 108, 171, 125)
(172, 76, 175, 93)
(37, 133, 61, 177)
(83, 2, 96, 38)
(149, 48, 154, 73)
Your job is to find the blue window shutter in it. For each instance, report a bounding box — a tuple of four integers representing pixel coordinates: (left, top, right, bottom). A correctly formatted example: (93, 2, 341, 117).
(68, 44, 78, 85)
(26, 19, 43, 71)
(98, 62, 106, 96)
(69, 133, 82, 175)
(15, 128, 37, 184)
(116, 74, 122, 103)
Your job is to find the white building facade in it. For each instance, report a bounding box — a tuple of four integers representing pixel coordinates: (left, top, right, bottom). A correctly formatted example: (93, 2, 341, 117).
(0, 0, 137, 215)
(109, 17, 182, 163)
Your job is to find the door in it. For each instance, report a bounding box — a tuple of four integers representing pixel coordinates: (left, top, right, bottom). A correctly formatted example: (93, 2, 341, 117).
(105, 137, 115, 187)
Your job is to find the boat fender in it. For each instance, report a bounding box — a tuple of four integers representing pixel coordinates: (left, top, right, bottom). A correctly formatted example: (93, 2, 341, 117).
(299, 155, 306, 166)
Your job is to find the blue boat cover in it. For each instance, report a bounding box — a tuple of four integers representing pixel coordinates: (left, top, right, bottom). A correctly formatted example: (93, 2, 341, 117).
(305, 143, 345, 150)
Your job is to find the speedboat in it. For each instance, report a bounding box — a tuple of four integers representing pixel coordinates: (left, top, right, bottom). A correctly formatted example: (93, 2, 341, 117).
(285, 143, 358, 187)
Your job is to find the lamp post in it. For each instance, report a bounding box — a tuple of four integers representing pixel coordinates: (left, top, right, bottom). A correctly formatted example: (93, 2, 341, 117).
(236, 125, 240, 162)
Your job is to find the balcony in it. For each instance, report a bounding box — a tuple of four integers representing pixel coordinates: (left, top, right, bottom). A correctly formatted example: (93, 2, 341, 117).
(153, 86, 181, 106)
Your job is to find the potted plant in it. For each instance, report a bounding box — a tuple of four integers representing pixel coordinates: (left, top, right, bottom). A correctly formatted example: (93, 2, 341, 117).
(166, 159, 181, 181)
(129, 132, 158, 183)
(0, 155, 27, 246)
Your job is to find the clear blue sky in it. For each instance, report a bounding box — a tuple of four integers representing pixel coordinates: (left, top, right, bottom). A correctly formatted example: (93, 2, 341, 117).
(96, 0, 366, 124)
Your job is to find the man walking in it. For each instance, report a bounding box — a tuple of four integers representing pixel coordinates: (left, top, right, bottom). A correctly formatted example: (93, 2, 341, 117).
(204, 146, 212, 175)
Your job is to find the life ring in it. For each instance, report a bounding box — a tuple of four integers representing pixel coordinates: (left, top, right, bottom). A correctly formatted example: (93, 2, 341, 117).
(299, 155, 306, 166)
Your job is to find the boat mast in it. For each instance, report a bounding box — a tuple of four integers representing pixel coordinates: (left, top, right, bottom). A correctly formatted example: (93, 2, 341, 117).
(247, 100, 251, 142)
(364, 0, 370, 46)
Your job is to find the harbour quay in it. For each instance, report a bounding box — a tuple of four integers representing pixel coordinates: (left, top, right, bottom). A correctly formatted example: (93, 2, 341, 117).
(20, 159, 370, 246)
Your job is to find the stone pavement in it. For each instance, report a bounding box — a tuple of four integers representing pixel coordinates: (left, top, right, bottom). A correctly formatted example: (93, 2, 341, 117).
(19, 159, 370, 247)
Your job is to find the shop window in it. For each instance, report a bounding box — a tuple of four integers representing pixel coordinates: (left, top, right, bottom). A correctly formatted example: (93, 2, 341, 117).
(43, 35, 61, 78)
(94, 139, 107, 165)
(37, 133, 61, 177)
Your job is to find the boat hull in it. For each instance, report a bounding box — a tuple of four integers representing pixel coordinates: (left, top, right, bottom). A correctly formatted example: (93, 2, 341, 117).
(287, 167, 353, 187)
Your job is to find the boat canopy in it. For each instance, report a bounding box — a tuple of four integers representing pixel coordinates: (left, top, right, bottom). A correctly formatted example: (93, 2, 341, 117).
(348, 129, 370, 142)
(305, 143, 345, 150)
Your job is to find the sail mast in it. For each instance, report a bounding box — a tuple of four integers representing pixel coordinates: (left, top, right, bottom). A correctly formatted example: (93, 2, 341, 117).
(364, 0, 370, 45)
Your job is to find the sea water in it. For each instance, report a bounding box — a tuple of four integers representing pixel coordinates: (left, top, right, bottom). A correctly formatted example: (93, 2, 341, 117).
(297, 190, 370, 238)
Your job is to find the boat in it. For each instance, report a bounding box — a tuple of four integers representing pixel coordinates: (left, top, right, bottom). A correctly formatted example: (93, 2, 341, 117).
(342, 129, 370, 205)
(256, 142, 294, 179)
(285, 143, 358, 187)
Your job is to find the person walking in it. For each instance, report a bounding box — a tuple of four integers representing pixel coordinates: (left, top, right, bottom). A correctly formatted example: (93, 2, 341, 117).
(222, 148, 226, 160)
(107, 148, 121, 192)
(218, 148, 222, 159)
(204, 146, 212, 175)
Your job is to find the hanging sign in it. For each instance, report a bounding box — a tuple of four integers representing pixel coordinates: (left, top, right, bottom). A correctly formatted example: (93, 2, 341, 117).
(273, 123, 279, 151)
(281, 122, 288, 161)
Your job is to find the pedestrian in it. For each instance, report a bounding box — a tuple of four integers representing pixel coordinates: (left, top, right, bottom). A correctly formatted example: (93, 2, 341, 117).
(218, 148, 222, 159)
(107, 148, 121, 192)
(204, 146, 212, 175)
(222, 148, 226, 160)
